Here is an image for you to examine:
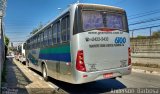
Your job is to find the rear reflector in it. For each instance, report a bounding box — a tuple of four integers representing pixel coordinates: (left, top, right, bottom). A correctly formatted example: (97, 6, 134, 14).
(76, 50, 86, 72)
(83, 75, 88, 78)
(128, 47, 131, 65)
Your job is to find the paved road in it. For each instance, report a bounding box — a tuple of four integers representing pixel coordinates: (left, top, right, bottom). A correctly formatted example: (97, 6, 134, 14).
(48, 72, 160, 93)
(117, 72, 160, 88)
(9, 58, 160, 94)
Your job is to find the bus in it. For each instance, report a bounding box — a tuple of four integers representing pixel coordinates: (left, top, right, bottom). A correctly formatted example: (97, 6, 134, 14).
(24, 3, 131, 84)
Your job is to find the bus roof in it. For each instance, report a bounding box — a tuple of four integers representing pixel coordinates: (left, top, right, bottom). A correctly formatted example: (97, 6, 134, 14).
(77, 3, 124, 10)
(26, 3, 125, 42)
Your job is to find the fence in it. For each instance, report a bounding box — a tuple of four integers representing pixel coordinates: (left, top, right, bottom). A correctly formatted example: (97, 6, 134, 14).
(130, 25, 160, 52)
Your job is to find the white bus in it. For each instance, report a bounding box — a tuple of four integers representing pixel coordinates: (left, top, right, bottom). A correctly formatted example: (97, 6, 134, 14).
(19, 43, 26, 64)
(25, 3, 131, 84)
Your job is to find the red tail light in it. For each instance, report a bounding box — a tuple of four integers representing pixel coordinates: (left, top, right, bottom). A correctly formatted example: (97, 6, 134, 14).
(76, 50, 86, 72)
(128, 47, 131, 65)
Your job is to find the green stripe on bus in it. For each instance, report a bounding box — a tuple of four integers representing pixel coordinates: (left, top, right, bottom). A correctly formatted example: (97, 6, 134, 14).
(40, 45, 70, 54)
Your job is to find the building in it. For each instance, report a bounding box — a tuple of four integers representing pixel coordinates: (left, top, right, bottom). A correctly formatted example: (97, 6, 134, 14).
(0, 0, 7, 88)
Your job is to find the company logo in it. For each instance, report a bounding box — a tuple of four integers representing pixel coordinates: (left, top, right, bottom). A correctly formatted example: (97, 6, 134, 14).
(115, 37, 126, 44)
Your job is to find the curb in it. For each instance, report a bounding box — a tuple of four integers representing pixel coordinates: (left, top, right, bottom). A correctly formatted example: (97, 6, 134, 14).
(132, 68, 160, 76)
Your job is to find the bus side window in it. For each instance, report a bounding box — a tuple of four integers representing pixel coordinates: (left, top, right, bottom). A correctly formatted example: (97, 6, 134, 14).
(32, 37, 34, 48)
(44, 30, 46, 46)
(28, 40, 30, 49)
(53, 24, 57, 44)
(32, 38, 34, 48)
(57, 21, 61, 43)
(61, 15, 70, 42)
(44, 30, 49, 47)
(30, 38, 33, 49)
(48, 27, 53, 46)
(33, 37, 35, 49)
(38, 34, 41, 47)
(34, 36, 36, 48)
(32, 37, 34, 49)
(67, 15, 70, 41)
(47, 29, 49, 46)
(35, 35, 38, 48)
(41, 32, 44, 47)
(61, 16, 67, 42)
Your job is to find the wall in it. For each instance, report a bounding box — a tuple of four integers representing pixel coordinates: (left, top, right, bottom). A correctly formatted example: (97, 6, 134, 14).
(130, 38, 160, 65)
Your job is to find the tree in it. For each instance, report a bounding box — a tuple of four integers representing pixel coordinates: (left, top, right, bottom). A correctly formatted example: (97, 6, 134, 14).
(152, 30, 160, 38)
(30, 28, 39, 35)
(4, 36, 9, 58)
(136, 35, 147, 39)
(30, 22, 43, 35)
(4, 35, 9, 46)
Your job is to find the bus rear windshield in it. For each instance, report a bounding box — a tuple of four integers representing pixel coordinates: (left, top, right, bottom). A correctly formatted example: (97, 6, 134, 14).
(82, 10, 126, 31)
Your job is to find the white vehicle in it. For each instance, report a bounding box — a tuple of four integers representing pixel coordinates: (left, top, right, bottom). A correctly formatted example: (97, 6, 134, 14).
(25, 3, 131, 84)
(19, 43, 26, 64)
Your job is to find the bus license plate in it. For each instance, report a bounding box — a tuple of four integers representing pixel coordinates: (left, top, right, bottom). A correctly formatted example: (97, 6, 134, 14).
(103, 73, 113, 78)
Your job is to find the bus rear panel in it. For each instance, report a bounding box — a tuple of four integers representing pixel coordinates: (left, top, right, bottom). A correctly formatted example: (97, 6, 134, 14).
(71, 4, 131, 84)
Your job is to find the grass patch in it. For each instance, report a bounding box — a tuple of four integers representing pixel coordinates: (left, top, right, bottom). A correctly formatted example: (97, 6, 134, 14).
(132, 63, 160, 68)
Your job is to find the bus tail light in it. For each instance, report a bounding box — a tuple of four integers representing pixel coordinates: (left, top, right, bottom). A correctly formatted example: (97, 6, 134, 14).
(128, 47, 131, 65)
(76, 50, 86, 72)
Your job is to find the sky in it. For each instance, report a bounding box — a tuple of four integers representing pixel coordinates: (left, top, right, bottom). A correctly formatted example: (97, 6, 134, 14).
(4, 0, 160, 46)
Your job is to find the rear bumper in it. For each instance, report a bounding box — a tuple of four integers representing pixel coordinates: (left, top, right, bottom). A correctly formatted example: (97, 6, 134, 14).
(74, 65, 132, 84)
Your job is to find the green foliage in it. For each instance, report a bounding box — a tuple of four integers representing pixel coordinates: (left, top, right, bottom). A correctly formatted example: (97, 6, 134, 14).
(152, 30, 160, 38)
(136, 30, 160, 39)
(30, 28, 39, 35)
(4, 35, 9, 46)
(30, 22, 43, 35)
(136, 35, 147, 39)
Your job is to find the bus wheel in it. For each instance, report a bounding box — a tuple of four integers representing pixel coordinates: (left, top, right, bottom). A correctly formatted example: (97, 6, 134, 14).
(111, 77, 116, 79)
(42, 64, 48, 81)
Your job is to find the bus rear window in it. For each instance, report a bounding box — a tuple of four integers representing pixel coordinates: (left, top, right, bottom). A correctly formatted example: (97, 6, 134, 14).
(82, 10, 124, 31)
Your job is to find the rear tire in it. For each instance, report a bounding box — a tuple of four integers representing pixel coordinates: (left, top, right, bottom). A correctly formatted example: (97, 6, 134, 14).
(42, 64, 48, 81)
(111, 77, 116, 79)
(22, 61, 26, 65)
